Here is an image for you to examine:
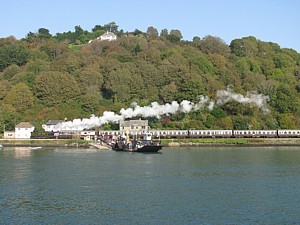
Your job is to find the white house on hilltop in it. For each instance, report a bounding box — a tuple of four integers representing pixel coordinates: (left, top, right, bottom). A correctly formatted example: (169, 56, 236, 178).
(15, 122, 35, 139)
(98, 31, 117, 41)
(89, 31, 117, 43)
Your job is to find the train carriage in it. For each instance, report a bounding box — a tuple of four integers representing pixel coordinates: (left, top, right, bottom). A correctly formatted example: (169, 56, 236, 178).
(189, 130, 233, 138)
(149, 130, 189, 138)
(233, 130, 277, 138)
(278, 130, 300, 138)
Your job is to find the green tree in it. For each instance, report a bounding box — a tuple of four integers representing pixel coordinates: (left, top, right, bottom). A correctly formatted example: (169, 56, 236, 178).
(38, 28, 52, 39)
(160, 82, 177, 103)
(278, 113, 297, 129)
(2, 64, 20, 79)
(81, 86, 103, 113)
(182, 47, 214, 74)
(167, 29, 183, 43)
(0, 43, 30, 71)
(25, 59, 50, 75)
(146, 26, 159, 39)
(74, 65, 104, 94)
(11, 71, 36, 89)
(0, 80, 9, 100)
(3, 83, 34, 111)
(34, 71, 80, 106)
(160, 29, 169, 38)
(200, 35, 230, 55)
(230, 36, 258, 57)
(0, 104, 19, 131)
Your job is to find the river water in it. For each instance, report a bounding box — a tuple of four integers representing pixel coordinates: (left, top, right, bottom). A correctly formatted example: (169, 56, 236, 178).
(1, 146, 300, 224)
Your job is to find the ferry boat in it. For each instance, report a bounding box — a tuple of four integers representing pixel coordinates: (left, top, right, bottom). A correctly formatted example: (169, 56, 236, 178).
(112, 133, 162, 152)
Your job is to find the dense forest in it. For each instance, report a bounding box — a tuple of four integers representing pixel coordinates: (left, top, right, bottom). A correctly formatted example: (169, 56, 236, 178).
(0, 22, 299, 132)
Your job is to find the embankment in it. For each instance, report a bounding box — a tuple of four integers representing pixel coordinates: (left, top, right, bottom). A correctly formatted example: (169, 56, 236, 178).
(162, 138, 300, 147)
(1, 138, 300, 148)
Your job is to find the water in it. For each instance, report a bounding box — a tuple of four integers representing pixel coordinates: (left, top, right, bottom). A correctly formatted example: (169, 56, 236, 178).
(1, 146, 300, 224)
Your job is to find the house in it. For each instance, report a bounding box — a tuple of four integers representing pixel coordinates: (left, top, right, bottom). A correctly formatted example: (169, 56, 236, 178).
(119, 119, 149, 132)
(95, 31, 117, 42)
(15, 122, 35, 139)
(4, 131, 15, 139)
(88, 31, 117, 43)
(80, 130, 97, 141)
(42, 120, 65, 132)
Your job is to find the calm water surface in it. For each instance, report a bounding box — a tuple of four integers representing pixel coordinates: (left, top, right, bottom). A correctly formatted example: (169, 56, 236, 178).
(1, 146, 300, 224)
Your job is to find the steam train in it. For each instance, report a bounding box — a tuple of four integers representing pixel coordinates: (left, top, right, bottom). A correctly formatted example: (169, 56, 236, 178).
(31, 129, 300, 140)
(99, 129, 300, 139)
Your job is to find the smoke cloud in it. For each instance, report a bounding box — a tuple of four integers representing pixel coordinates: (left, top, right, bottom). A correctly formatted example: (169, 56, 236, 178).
(54, 88, 269, 131)
(216, 88, 270, 112)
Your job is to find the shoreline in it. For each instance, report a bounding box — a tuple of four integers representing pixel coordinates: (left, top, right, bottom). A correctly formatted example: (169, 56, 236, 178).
(1, 138, 300, 148)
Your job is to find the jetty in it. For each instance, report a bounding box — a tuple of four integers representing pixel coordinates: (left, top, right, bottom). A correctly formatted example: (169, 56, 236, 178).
(89, 142, 111, 150)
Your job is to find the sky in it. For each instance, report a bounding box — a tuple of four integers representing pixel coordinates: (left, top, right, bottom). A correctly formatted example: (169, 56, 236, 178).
(1, 0, 299, 52)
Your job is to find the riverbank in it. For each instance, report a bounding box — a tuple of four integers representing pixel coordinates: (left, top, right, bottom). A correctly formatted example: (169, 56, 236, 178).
(0, 139, 91, 148)
(162, 138, 300, 147)
(1, 138, 300, 148)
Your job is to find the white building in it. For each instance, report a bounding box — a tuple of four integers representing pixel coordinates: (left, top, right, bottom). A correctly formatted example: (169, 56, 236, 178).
(80, 131, 97, 141)
(98, 31, 117, 41)
(119, 120, 149, 132)
(42, 120, 65, 132)
(88, 31, 117, 43)
(15, 122, 35, 139)
(4, 131, 15, 139)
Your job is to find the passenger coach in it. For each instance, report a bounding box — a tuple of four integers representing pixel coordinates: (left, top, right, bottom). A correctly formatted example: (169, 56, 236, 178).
(233, 130, 278, 138)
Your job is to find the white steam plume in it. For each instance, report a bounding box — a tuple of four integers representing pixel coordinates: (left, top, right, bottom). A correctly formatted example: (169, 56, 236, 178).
(54, 88, 269, 131)
(216, 88, 270, 112)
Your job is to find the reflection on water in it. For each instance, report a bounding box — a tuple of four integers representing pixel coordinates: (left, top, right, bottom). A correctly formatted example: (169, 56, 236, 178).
(1, 146, 300, 224)
(14, 147, 32, 158)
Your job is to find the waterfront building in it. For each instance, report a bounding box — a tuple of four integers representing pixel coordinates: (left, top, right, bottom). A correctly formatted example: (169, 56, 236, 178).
(15, 122, 35, 139)
(42, 120, 65, 132)
(119, 119, 149, 132)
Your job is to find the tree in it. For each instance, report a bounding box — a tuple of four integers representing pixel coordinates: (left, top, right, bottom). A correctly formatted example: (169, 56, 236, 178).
(81, 86, 103, 113)
(25, 59, 50, 75)
(160, 82, 177, 103)
(182, 47, 214, 74)
(3, 83, 34, 111)
(2, 64, 20, 79)
(192, 36, 201, 46)
(167, 29, 183, 43)
(0, 104, 19, 131)
(278, 113, 297, 129)
(103, 22, 119, 33)
(74, 65, 104, 94)
(230, 36, 258, 57)
(146, 26, 159, 39)
(11, 71, 36, 89)
(38, 28, 52, 39)
(0, 80, 9, 100)
(34, 71, 80, 106)
(92, 25, 104, 32)
(160, 29, 169, 38)
(200, 35, 230, 55)
(0, 43, 30, 71)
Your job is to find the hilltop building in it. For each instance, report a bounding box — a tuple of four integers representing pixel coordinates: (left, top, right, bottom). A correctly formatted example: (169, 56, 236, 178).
(89, 31, 117, 43)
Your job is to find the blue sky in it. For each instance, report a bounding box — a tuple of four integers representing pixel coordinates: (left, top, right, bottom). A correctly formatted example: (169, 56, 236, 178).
(1, 0, 299, 52)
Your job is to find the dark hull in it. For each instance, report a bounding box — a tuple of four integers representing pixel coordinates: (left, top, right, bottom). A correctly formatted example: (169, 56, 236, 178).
(112, 144, 162, 152)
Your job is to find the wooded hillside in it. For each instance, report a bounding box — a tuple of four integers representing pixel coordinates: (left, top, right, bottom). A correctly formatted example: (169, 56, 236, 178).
(0, 22, 299, 131)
